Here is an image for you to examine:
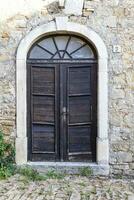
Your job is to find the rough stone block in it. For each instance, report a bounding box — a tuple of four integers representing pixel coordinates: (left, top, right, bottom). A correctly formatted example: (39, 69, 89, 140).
(70, 190, 81, 200)
(15, 19, 27, 28)
(128, 195, 134, 200)
(84, 1, 94, 9)
(83, 1, 94, 17)
(129, 163, 134, 170)
(83, 9, 94, 17)
(1, 32, 9, 39)
(117, 152, 133, 163)
(55, 16, 68, 30)
(106, 16, 117, 28)
(112, 142, 129, 152)
(113, 0, 119, 6)
(64, 0, 84, 15)
(58, 0, 65, 8)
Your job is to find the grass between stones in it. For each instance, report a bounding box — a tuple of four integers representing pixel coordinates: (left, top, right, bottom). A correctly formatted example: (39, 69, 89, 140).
(17, 167, 66, 181)
(16, 166, 94, 182)
(78, 167, 93, 177)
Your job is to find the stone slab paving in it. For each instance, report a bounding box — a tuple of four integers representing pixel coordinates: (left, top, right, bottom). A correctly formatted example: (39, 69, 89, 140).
(0, 175, 134, 200)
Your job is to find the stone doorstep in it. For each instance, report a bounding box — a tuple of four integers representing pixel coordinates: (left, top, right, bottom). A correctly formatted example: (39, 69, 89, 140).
(25, 162, 109, 176)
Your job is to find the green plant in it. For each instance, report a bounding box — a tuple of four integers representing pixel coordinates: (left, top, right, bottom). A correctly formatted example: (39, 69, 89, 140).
(0, 130, 15, 179)
(18, 167, 65, 181)
(78, 182, 86, 187)
(79, 167, 93, 177)
(17, 167, 46, 181)
(45, 170, 65, 179)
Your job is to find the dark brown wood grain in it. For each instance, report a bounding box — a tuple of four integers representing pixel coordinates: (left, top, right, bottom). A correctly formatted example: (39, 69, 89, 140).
(27, 62, 97, 162)
(32, 67, 55, 95)
(65, 64, 96, 161)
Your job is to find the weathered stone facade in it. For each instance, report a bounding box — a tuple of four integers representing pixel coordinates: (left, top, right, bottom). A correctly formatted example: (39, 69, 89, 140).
(0, 0, 134, 175)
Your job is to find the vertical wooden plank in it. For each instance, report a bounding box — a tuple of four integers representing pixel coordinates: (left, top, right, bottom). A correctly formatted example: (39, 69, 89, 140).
(64, 65, 68, 161)
(59, 64, 68, 161)
(55, 64, 60, 161)
(60, 65, 64, 161)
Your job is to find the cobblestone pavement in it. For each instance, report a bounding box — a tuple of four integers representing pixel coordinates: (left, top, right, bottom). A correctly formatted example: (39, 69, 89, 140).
(0, 175, 134, 200)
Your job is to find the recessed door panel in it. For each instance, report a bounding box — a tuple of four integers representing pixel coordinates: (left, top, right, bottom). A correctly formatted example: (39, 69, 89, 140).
(32, 124, 55, 153)
(32, 67, 55, 95)
(69, 67, 91, 94)
(33, 96, 55, 123)
(69, 96, 91, 124)
(68, 126, 91, 153)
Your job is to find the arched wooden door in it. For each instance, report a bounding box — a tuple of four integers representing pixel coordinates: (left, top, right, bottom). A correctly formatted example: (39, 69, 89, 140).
(27, 35, 97, 162)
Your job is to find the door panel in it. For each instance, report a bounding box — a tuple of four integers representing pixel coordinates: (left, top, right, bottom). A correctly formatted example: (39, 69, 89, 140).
(33, 96, 55, 123)
(32, 67, 55, 95)
(69, 96, 91, 124)
(68, 126, 91, 153)
(69, 67, 91, 94)
(32, 124, 55, 153)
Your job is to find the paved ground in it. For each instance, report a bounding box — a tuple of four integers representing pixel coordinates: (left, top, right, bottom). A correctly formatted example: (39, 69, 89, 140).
(0, 175, 134, 200)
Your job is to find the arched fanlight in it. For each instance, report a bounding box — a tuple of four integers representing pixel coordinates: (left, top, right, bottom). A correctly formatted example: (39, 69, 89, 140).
(28, 35, 96, 59)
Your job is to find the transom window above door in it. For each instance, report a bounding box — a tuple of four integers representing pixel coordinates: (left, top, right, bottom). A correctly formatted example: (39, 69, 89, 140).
(28, 35, 96, 59)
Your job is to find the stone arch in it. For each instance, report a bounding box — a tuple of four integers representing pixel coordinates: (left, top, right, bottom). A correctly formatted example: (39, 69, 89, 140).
(16, 17, 109, 174)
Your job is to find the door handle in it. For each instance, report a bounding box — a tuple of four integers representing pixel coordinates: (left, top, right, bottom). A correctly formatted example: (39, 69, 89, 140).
(62, 107, 66, 114)
(62, 107, 67, 121)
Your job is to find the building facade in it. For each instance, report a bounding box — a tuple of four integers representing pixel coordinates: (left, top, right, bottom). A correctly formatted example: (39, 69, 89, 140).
(0, 0, 133, 175)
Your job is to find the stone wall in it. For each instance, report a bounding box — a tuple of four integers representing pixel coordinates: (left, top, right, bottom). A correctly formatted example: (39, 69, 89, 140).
(0, 0, 133, 175)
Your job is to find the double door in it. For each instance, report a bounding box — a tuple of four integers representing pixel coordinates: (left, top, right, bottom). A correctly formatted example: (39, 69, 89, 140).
(27, 62, 97, 162)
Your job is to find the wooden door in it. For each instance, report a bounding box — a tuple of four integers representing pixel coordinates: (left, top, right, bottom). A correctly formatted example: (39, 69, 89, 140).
(27, 62, 97, 162)
(27, 63, 60, 161)
(60, 63, 97, 162)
